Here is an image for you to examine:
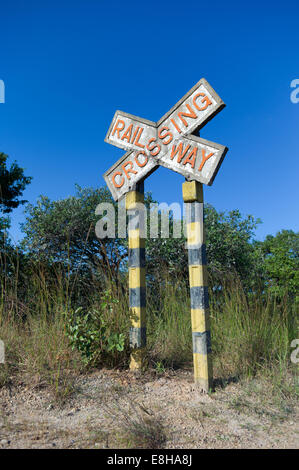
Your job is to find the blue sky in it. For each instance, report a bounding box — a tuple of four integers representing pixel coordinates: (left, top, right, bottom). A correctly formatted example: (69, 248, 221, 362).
(0, 0, 298, 244)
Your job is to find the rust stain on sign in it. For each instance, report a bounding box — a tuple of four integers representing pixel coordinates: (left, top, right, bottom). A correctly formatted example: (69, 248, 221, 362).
(104, 78, 228, 200)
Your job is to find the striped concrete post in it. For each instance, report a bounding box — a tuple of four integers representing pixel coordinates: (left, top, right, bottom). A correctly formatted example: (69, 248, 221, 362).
(126, 182, 146, 370)
(182, 180, 213, 392)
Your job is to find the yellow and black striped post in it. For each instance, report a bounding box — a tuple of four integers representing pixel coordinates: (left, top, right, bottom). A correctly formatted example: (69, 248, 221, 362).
(183, 180, 213, 392)
(126, 182, 146, 370)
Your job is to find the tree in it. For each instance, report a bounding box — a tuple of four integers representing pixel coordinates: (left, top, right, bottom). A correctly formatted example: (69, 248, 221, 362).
(21, 185, 124, 280)
(21, 185, 156, 279)
(146, 203, 261, 289)
(0, 152, 32, 214)
(20, 185, 158, 308)
(256, 230, 299, 300)
(21, 184, 264, 293)
(204, 205, 261, 286)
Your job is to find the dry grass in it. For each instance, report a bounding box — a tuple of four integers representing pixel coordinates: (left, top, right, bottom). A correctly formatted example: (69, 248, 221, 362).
(104, 400, 167, 449)
(0, 309, 82, 402)
(0, 267, 298, 406)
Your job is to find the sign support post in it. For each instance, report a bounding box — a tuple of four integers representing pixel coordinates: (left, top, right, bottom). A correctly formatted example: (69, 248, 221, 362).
(126, 181, 146, 370)
(183, 180, 212, 392)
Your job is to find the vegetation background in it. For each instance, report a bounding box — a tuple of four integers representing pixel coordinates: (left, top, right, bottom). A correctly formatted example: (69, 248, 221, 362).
(0, 152, 298, 407)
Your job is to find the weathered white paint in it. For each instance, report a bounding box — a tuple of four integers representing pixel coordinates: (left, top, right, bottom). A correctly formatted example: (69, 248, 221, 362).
(106, 112, 156, 155)
(159, 135, 227, 186)
(103, 150, 159, 201)
(104, 78, 228, 200)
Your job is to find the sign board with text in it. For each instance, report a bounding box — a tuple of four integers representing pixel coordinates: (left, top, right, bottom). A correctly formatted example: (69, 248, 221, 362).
(104, 78, 228, 200)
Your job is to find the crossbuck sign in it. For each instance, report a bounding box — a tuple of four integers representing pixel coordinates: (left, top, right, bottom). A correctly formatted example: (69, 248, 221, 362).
(104, 78, 228, 200)
(103, 78, 228, 391)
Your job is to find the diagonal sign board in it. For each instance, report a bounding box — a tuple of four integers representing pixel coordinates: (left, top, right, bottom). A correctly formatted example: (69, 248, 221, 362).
(104, 78, 228, 200)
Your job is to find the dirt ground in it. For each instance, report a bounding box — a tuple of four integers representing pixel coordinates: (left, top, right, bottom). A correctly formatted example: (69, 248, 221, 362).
(0, 368, 298, 449)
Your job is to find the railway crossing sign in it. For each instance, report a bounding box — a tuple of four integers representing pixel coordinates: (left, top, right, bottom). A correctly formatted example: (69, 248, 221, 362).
(103, 79, 228, 392)
(104, 78, 228, 200)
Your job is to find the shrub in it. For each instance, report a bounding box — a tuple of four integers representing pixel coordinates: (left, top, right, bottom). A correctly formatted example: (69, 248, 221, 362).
(64, 289, 129, 366)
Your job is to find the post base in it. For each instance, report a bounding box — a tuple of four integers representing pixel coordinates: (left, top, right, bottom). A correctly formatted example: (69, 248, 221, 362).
(193, 377, 213, 393)
(129, 348, 147, 371)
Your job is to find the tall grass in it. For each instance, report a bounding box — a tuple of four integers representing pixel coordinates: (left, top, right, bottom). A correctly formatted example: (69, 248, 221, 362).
(0, 248, 298, 399)
(147, 278, 191, 366)
(211, 281, 298, 379)
(147, 277, 298, 383)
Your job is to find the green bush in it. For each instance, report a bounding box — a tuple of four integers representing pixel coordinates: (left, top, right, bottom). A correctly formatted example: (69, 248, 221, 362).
(64, 290, 128, 366)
